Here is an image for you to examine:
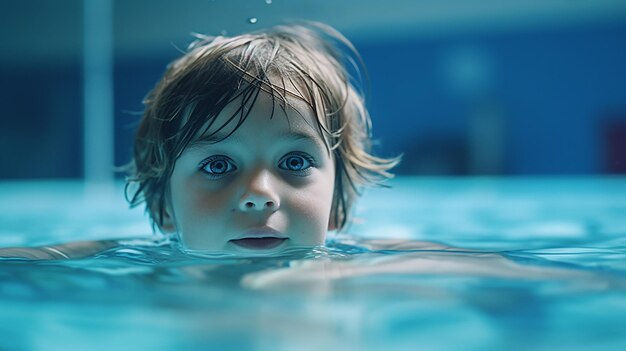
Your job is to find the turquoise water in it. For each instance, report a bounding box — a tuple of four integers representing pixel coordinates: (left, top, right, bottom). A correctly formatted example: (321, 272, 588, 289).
(1, 177, 625, 351)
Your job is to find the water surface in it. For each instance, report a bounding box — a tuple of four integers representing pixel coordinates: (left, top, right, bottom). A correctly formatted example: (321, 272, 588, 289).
(1, 177, 625, 351)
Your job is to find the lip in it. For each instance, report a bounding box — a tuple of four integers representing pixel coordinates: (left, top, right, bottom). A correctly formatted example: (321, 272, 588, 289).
(230, 237, 287, 250)
(229, 227, 288, 250)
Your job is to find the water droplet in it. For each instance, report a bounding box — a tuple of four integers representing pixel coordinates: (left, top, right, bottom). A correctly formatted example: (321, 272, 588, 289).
(248, 17, 258, 24)
(265, 0, 272, 4)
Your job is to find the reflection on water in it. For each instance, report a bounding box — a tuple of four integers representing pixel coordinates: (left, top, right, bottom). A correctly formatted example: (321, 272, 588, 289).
(1, 235, 625, 351)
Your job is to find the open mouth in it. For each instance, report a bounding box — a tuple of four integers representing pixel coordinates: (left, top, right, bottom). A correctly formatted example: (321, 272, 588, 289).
(230, 237, 287, 250)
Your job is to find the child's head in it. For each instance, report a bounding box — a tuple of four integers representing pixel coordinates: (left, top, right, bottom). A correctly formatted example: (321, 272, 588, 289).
(127, 22, 398, 253)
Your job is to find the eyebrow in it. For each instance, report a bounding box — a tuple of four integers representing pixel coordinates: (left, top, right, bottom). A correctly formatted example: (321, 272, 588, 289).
(188, 130, 327, 150)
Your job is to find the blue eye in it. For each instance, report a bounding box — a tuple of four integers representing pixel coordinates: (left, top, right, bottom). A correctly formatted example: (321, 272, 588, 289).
(279, 153, 315, 172)
(199, 155, 237, 176)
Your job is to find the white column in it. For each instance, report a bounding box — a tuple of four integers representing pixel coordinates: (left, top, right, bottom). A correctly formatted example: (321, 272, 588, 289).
(83, 0, 114, 185)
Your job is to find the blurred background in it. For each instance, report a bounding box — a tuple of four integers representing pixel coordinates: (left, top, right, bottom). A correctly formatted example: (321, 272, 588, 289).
(1, 0, 625, 182)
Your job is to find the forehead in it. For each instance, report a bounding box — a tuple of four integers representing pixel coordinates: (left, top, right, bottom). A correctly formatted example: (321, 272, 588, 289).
(193, 83, 328, 146)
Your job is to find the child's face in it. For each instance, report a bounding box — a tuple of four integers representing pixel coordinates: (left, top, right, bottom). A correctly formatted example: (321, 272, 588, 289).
(162, 90, 336, 253)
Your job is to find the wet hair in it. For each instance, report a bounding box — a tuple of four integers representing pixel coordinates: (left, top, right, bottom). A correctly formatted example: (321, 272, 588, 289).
(126, 21, 400, 232)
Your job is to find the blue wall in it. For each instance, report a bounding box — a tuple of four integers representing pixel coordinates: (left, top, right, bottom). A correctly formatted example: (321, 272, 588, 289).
(355, 22, 626, 175)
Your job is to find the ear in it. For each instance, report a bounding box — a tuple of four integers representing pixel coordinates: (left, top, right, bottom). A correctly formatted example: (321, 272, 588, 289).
(327, 220, 337, 231)
(327, 208, 338, 231)
(160, 207, 176, 233)
(154, 200, 176, 233)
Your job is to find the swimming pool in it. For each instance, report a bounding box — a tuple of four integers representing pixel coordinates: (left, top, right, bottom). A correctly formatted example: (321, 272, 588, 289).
(1, 177, 625, 351)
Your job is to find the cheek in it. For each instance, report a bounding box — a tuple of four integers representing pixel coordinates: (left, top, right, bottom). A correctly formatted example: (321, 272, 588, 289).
(284, 185, 333, 246)
(169, 181, 237, 250)
(185, 192, 227, 214)
(288, 176, 335, 225)
(171, 177, 235, 223)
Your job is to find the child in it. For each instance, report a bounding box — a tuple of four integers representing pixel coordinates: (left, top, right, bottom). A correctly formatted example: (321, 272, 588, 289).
(127, 21, 398, 254)
(0, 22, 399, 258)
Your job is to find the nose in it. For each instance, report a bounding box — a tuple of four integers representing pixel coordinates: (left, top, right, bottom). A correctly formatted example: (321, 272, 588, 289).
(238, 168, 280, 212)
